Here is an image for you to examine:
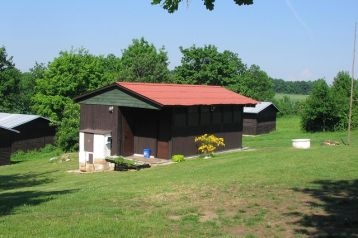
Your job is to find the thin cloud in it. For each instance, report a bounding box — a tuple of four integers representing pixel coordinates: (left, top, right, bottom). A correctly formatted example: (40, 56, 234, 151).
(285, 0, 313, 38)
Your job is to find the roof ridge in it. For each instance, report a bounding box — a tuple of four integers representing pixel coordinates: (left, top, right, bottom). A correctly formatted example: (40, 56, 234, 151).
(117, 82, 222, 88)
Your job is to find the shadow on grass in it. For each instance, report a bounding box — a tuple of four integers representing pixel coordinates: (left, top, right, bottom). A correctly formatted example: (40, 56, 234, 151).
(0, 171, 78, 216)
(291, 180, 358, 237)
(0, 171, 56, 191)
(0, 189, 77, 216)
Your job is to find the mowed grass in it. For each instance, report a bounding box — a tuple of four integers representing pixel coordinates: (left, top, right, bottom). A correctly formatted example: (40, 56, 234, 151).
(1, 117, 358, 237)
(274, 93, 308, 102)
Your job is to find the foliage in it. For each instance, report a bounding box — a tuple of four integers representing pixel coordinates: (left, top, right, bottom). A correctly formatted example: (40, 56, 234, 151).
(272, 78, 314, 95)
(105, 156, 134, 166)
(173, 45, 246, 86)
(330, 71, 358, 130)
(32, 48, 120, 151)
(234, 64, 274, 101)
(171, 154, 185, 162)
(301, 79, 340, 132)
(118, 38, 170, 83)
(301, 72, 358, 132)
(151, 0, 253, 13)
(173, 45, 273, 101)
(194, 134, 225, 156)
(56, 103, 80, 152)
(16, 63, 46, 113)
(0, 46, 22, 112)
(273, 95, 303, 117)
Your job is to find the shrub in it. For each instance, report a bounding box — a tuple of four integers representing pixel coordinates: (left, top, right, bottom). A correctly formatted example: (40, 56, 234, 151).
(171, 154, 185, 162)
(194, 134, 225, 157)
(106, 156, 134, 166)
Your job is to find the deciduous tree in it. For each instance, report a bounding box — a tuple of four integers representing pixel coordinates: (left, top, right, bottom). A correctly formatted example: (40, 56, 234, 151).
(0, 46, 22, 112)
(118, 38, 170, 83)
(301, 79, 340, 132)
(32, 49, 121, 151)
(234, 64, 274, 101)
(173, 45, 246, 87)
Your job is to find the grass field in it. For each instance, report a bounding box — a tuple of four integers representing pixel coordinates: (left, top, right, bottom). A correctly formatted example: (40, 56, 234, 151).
(274, 93, 308, 102)
(1, 117, 357, 237)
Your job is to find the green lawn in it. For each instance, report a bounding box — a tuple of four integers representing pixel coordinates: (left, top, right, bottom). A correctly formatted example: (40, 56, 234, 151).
(1, 117, 357, 237)
(275, 93, 308, 101)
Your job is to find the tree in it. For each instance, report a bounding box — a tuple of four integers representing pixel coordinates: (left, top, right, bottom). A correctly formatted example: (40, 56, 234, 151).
(234, 64, 274, 101)
(331, 71, 358, 129)
(173, 45, 246, 86)
(32, 48, 121, 151)
(151, 0, 253, 13)
(301, 79, 340, 132)
(0, 46, 22, 112)
(118, 38, 170, 83)
(16, 63, 46, 113)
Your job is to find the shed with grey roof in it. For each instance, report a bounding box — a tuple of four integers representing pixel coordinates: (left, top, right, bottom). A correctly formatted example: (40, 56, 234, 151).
(243, 102, 279, 135)
(0, 113, 56, 165)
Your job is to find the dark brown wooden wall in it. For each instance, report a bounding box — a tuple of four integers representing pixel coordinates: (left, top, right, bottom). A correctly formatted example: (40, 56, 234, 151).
(171, 105, 243, 157)
(11, 118, 56, 153)
(80, 104, 121, 155)
(0, 119, 56, 166)
(243, 106, 277, 135)
(0, 129, 12, 165)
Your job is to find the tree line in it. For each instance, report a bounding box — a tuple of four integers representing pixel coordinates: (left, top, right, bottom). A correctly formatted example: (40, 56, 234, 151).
(0, 39, 274, 151)
(272, 78, 314, 95)
(1, 38, 357, 151)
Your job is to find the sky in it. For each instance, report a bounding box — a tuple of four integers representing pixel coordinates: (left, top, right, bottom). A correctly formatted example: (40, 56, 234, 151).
(2, 0, 358, 83)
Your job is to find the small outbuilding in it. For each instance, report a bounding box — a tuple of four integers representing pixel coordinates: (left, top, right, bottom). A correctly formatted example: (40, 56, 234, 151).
(0, 113, 56, 165)
(75, 82, 257, 171)
(243, 102, 279, 135)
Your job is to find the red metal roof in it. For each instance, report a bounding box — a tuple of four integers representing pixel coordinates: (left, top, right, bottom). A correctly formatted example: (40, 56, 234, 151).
(116, 82, 257, 106)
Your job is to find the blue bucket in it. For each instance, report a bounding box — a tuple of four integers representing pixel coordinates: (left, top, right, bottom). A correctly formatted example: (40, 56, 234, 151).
(143, 148, 151, 159)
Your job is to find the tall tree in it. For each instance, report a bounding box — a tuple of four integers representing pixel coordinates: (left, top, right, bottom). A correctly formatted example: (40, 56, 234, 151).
(331, 71, 358, 129)
(173, 45, 246, 86)
(234, 64, 274, 101)
(151, 0, 253, 13)
(32, 49, 121, 151)
(301, 79, 340, 132)
(118, 38, 170, 83)
(16, 63, 46, 113)
(0, 46, 22, 112)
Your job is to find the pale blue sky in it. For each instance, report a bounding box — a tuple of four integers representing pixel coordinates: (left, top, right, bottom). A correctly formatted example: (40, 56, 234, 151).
(2, 0, 357, 83)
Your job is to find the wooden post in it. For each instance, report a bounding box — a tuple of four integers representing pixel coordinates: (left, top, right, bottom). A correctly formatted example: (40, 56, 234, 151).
(348, 22, 356, 145)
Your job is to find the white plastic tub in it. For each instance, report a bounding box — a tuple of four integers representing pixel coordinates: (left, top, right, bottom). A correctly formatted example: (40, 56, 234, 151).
(292, 139, 311, 149)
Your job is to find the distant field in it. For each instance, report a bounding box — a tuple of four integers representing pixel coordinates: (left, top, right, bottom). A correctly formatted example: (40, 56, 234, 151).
(1, 117, 357, 237)
(275, 93, 308, 101)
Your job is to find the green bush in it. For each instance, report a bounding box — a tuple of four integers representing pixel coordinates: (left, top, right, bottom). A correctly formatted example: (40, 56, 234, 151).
(171, 154, 185, 162)
(106, 156, 134, 166)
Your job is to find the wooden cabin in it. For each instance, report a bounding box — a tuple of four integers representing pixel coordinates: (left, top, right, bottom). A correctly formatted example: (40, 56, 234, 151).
(243, 102, 279, 135)
(0, 113, 56, 165)
(75, 82, 257, 170)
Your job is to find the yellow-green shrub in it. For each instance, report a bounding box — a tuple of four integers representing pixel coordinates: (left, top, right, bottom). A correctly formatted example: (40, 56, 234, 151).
(194, 134, 225, 156)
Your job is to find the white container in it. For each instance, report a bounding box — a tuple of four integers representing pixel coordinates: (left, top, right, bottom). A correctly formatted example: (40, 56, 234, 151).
(292, 139, 311, 149)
